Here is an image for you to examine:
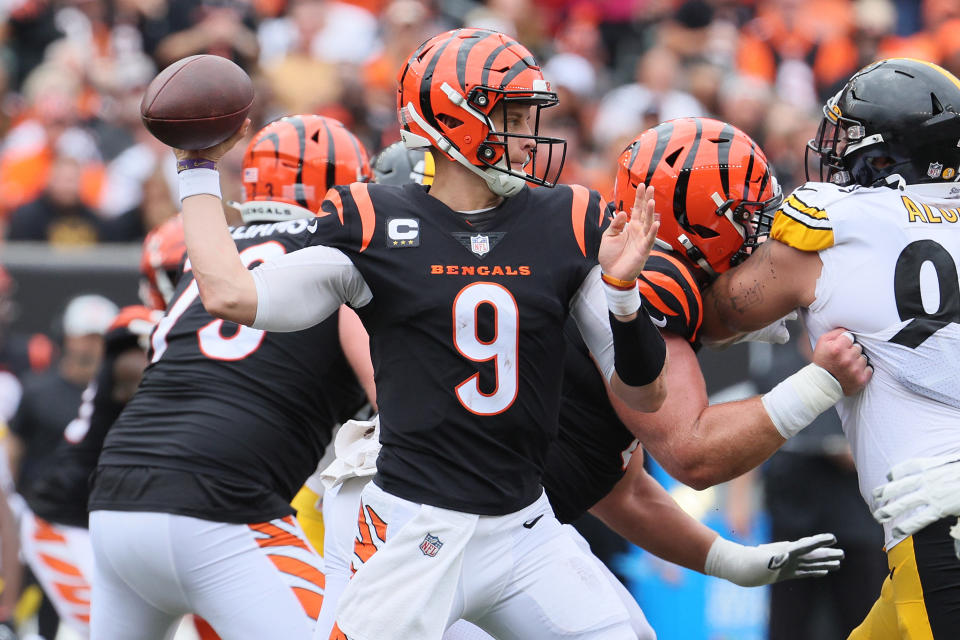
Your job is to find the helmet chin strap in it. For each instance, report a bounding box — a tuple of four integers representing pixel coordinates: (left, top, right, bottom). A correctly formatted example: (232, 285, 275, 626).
(678, 233, 718, 278)
(401, 101, 527, 198)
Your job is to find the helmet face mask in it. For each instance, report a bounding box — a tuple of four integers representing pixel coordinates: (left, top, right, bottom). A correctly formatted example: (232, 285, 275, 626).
(470, 87, 565, 189)
(806, 58, 960, 187)
(397, 28, 567, 197)
(614, 117, 782, 278)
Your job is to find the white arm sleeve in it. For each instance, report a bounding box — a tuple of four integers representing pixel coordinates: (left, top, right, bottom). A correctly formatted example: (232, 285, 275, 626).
(251, 245, 373, 332)
(570, 264, 616, 382)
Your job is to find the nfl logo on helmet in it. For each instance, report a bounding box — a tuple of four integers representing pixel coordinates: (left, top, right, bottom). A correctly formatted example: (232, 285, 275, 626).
(420, 533, 443, 557)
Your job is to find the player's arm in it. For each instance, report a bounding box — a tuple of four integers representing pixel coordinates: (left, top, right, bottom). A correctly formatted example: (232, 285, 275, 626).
(580, 185, 668, 412)
(174, 123, 371, 331)
(611, 333, 783, 489)
(611, 328, 870, 489)
(338, 306, 377, 410)
(701, 238, 820, 339)
(590, 446, 843, 587)
(175, 123, 258, 325)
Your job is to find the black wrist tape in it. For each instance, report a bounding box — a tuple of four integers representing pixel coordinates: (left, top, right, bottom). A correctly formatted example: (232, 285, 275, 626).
(610, 311, 666, 386)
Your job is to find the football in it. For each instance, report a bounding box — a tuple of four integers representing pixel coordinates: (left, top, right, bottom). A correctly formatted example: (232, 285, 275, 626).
(140, 54, 254, 150)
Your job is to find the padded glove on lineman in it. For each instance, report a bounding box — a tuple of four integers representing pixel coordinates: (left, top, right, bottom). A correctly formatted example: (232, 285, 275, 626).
(704, 533, 844, 587)
(704, 311, 797, 349)
(872, 455, 960, 539)
(734, 310, 798, 345)
(0, 620, 17, 640)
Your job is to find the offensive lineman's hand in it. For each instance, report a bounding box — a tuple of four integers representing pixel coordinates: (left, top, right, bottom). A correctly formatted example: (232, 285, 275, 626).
(0, 620, 17, 640)
(872, 455, 960, 540)
(173, 118, 251, 165)
(705, 533, 844, 587)
(704, 310, 798, 349)
(812, 328, 873, 396)
(598, 183, 660, 284)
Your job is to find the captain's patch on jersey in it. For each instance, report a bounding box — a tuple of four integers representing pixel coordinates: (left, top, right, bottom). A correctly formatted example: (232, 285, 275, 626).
(386, 217, 420, 248)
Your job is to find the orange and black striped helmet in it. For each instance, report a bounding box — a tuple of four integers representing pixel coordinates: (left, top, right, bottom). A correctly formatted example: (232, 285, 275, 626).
(614, 117, 782, 278)
(240, 115, 372, 222)
(397, 28, 566, 197)
(139, 215, 185, 311)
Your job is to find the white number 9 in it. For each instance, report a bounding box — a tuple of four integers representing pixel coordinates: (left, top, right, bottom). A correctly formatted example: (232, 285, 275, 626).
(453, 282, 519, 415)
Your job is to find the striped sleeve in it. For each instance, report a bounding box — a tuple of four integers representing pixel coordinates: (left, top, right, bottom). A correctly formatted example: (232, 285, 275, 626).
(638, 250, 704, 344)
(770, 191, 835, 252)
(568, 184, 608, 259)
(312, 184, 376, 254)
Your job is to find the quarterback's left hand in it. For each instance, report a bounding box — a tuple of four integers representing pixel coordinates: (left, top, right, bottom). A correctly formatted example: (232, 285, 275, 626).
(872, 455, 960, 539)
(598, 183, 660, 283)
(704, 533, 844, 587)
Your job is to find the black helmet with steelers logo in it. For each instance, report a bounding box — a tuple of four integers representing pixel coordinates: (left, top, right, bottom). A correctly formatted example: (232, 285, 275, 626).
(807, 58, 960, 187)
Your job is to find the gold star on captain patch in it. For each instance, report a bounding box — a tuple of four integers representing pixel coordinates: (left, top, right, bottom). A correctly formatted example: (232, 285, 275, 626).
(393, 240, 399, 245)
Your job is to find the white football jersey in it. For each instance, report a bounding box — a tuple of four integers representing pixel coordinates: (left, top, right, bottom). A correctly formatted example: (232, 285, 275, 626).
(772, 179, 960, 548)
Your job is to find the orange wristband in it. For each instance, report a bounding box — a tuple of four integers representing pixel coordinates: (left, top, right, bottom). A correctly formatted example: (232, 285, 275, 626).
(601, 272, 637, 290)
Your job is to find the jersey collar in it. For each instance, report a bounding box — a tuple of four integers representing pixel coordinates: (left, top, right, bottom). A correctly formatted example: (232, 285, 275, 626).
(900, 181, 960, 199)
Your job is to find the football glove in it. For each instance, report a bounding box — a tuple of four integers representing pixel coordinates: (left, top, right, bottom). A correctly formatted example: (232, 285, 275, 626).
(0, 620, 17, 640)
(872, 455, 960, 539)
(704, 311, 797, 349)
(704, 532, 843, 587)
(736, 310, 797, 345)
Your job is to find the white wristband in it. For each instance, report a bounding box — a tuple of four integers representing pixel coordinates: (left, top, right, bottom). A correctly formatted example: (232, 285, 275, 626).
(178, 168, 221, 203)
(603, 283, 641, 316)
(762, 363, 843, 439)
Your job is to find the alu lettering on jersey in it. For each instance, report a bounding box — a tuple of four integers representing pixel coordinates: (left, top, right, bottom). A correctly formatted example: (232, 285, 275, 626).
(230, 219, 310, 239)
(901, 196, 960, 224)
(430, 265, 531, 276)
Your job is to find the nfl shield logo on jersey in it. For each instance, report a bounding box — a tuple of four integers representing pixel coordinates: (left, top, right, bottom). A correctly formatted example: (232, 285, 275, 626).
(928, 162, 944, 179)
(470, 234, 490, 256)
(420, 533, 443, 557)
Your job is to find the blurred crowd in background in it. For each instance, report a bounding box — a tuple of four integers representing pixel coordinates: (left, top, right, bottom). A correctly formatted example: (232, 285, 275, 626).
(0, 0, 929, 636)
(1, 0, 958, 246)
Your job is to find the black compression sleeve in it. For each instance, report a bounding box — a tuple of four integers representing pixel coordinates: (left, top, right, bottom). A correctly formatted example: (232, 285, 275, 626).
(610, 311, 666, 386)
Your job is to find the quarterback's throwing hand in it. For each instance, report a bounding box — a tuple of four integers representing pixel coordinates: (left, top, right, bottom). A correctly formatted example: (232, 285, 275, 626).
(872, 455, 960, 539)
(173, 118, 251, 165)
(598, 183, 660, 283)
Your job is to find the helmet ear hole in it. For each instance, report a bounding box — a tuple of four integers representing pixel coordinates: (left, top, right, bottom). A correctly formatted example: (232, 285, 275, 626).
(931, 93, 944, 114)
(437, 114, 464, 129)
(690, 224, 720, 238)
